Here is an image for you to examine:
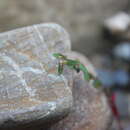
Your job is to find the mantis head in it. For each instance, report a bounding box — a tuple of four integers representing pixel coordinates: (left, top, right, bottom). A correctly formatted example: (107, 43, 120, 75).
(53, 53, 66, 59)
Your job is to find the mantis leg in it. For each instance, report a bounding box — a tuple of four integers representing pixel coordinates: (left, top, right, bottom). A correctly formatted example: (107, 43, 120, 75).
(58, 61, 64, 75)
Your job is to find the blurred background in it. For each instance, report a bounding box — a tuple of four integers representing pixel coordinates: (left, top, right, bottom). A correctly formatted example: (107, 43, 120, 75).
(0, 0, 130, 129)
(0, 0, 130, 55)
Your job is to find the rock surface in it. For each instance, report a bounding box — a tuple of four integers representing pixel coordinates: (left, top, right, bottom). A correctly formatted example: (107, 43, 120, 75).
(104, 12, 130, 34)
(0, 23, 73, 128)
(103, 12, 130, 40)
(50, 52, 112, 130)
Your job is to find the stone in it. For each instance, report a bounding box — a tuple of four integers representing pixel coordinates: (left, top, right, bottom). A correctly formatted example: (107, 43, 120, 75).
(113, 42, 130, 61)
(50, 52, 112, 130)
(115, 91, 130, 118)
(0, 0, 129, 55)
(0, 23, 73, 129)
(103, 12, 130, 40)
(104, 12, 130, 34)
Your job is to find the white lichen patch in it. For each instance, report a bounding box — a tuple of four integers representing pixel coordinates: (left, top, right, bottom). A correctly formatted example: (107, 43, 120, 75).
(47, 102, 57, 111)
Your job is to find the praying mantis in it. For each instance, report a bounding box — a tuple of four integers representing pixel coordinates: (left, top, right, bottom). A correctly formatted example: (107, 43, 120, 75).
(53, 53, 102, 88)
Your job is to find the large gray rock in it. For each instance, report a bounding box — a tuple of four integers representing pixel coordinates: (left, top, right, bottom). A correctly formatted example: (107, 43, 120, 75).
(0, 0, 129, 55)
(0, 23, 73, 128)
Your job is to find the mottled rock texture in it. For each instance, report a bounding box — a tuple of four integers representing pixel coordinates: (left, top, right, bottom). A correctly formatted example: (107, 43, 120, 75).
(50, 52, 111, 130)
(0, 23, 73, 128)
(0, 23, 111, 130)
(0, 0, 129, 55)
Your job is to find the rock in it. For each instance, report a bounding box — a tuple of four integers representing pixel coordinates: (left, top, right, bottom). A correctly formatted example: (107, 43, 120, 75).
(97, 69, 130, 87)
(104, 12, 130, 34)
(115, 91, 129, 118)
(50, 52, 112, 130)
(0, 23, 73, 129)
(113, 42, 130, 61)
(103, 12, 130, 40)
(0, 0, 129, 55)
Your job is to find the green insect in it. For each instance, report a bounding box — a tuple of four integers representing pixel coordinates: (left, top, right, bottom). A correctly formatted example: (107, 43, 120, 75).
(53, 53, 102, 88)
